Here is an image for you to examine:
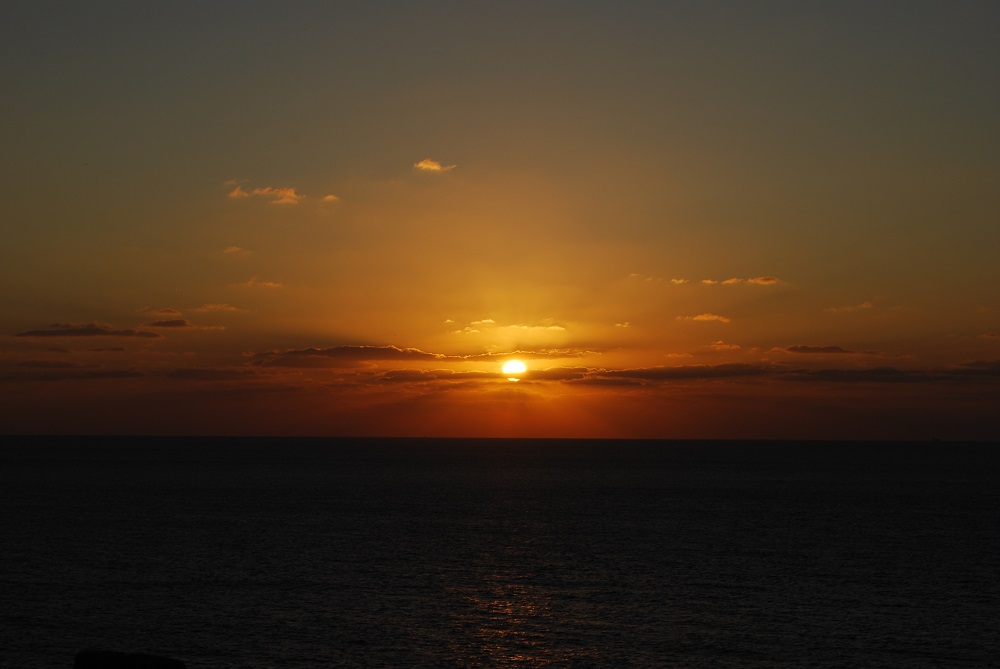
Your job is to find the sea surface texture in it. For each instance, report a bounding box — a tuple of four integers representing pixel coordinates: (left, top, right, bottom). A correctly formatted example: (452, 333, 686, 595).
(1, 438, 998, 668)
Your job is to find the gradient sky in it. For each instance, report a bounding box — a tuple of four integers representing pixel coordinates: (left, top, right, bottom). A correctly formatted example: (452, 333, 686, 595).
(2, 1, 999, 438)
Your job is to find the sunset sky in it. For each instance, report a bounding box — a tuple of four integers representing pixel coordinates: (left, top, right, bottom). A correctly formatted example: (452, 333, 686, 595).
(2, 2, 998, 439)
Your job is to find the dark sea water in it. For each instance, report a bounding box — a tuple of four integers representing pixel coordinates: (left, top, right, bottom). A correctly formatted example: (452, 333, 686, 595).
(1, 438, 998, 668)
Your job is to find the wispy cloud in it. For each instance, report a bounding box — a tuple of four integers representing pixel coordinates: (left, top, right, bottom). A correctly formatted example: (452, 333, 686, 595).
(222, 246, 250, 255)
(246, 277, 283, 289)
(226, 180, 302, 205)
(450, 319, 566, 335)
(252, 344, 587, 368)
(784, 345, 854, 354)
(145, 319, 193, 328)
(826, 300, 875, 313)
(144, 319, 225, 331)
(14, 323, 160, 338)
(138, 307, 182, 317)
(251, 186, 301, 205)
(677, 313, 732, 324)
(413, 158, 456, 173)
(193, 303, 244, 313)
(166, 368, 259, 381)
(595, 363, 772, 381)
(254, 345, 443, 368)
(321, 194, 340, 203)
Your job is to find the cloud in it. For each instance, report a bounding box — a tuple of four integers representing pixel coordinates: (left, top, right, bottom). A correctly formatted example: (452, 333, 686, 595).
(376, 369, 498, 383)
(193, 303, 244, 313)
(711, 341, 741, 351)
(826, 301, 875, 313)
(321, 194, 341, 203)
(450, 318, 566, 335)
(253, 344, 587, 368)
(956, 360, 1000, 375)
(521, 367, 589, 381)
(246, 277, 283, 288)
(785, 345, 854, 354)
(978, 332, 998, 340)
(459, 349, 588, 362)
(785, 368, 941, 383)
(222, 246, 250, 255)
(615, 322, 631, 328)
(14, 323, 160, 338)
(677, 313, 732, 323)
(0, 369, 144, 383)
(670, 278, 689, 285)
(145, 319, 193, 328)
(700, 277, 781, 286)
(227, 180, 302, 205)
(596, 363, 774, 381)
(254, 345, 444, 367)
(17, 360, 84, 369)
(252, 186, 301, 205)
(413, 158, 456, 173)
(143, 319, 225, 331)
(566, 377, 644, 387)
(138, 307, 183, 317)
(166, 368, 259, 381)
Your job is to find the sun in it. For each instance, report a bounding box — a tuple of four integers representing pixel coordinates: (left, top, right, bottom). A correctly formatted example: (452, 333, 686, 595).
(501, 359, 527, 381)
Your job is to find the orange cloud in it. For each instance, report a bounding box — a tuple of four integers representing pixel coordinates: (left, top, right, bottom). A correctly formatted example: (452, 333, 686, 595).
(14, 323, 160, 338)
(784, 345, 854, 354)
(193, 303, 244, 313)
(251, 186, 301, 205)
(226, 181, 302, 205)
(246, 277, 283, 288)
(413, 158, 456, 173)
(222, 246, 249, 255)
(678, 313, 732, 323)
(138, 307, 182, 317)
(826, 300, 875, 313)
(144, 319, 225, 331)
(321, 194, 341, 203)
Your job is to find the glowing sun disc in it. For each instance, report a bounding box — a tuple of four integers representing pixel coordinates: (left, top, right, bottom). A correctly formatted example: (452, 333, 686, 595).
(502, 360, 527, 376)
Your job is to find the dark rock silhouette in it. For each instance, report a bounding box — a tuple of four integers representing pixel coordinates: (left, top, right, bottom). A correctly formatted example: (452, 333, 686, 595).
(74, 650, 186, 669)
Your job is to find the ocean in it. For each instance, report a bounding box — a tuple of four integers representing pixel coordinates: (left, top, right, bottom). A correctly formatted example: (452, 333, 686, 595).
(1, 437, 997, 668)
